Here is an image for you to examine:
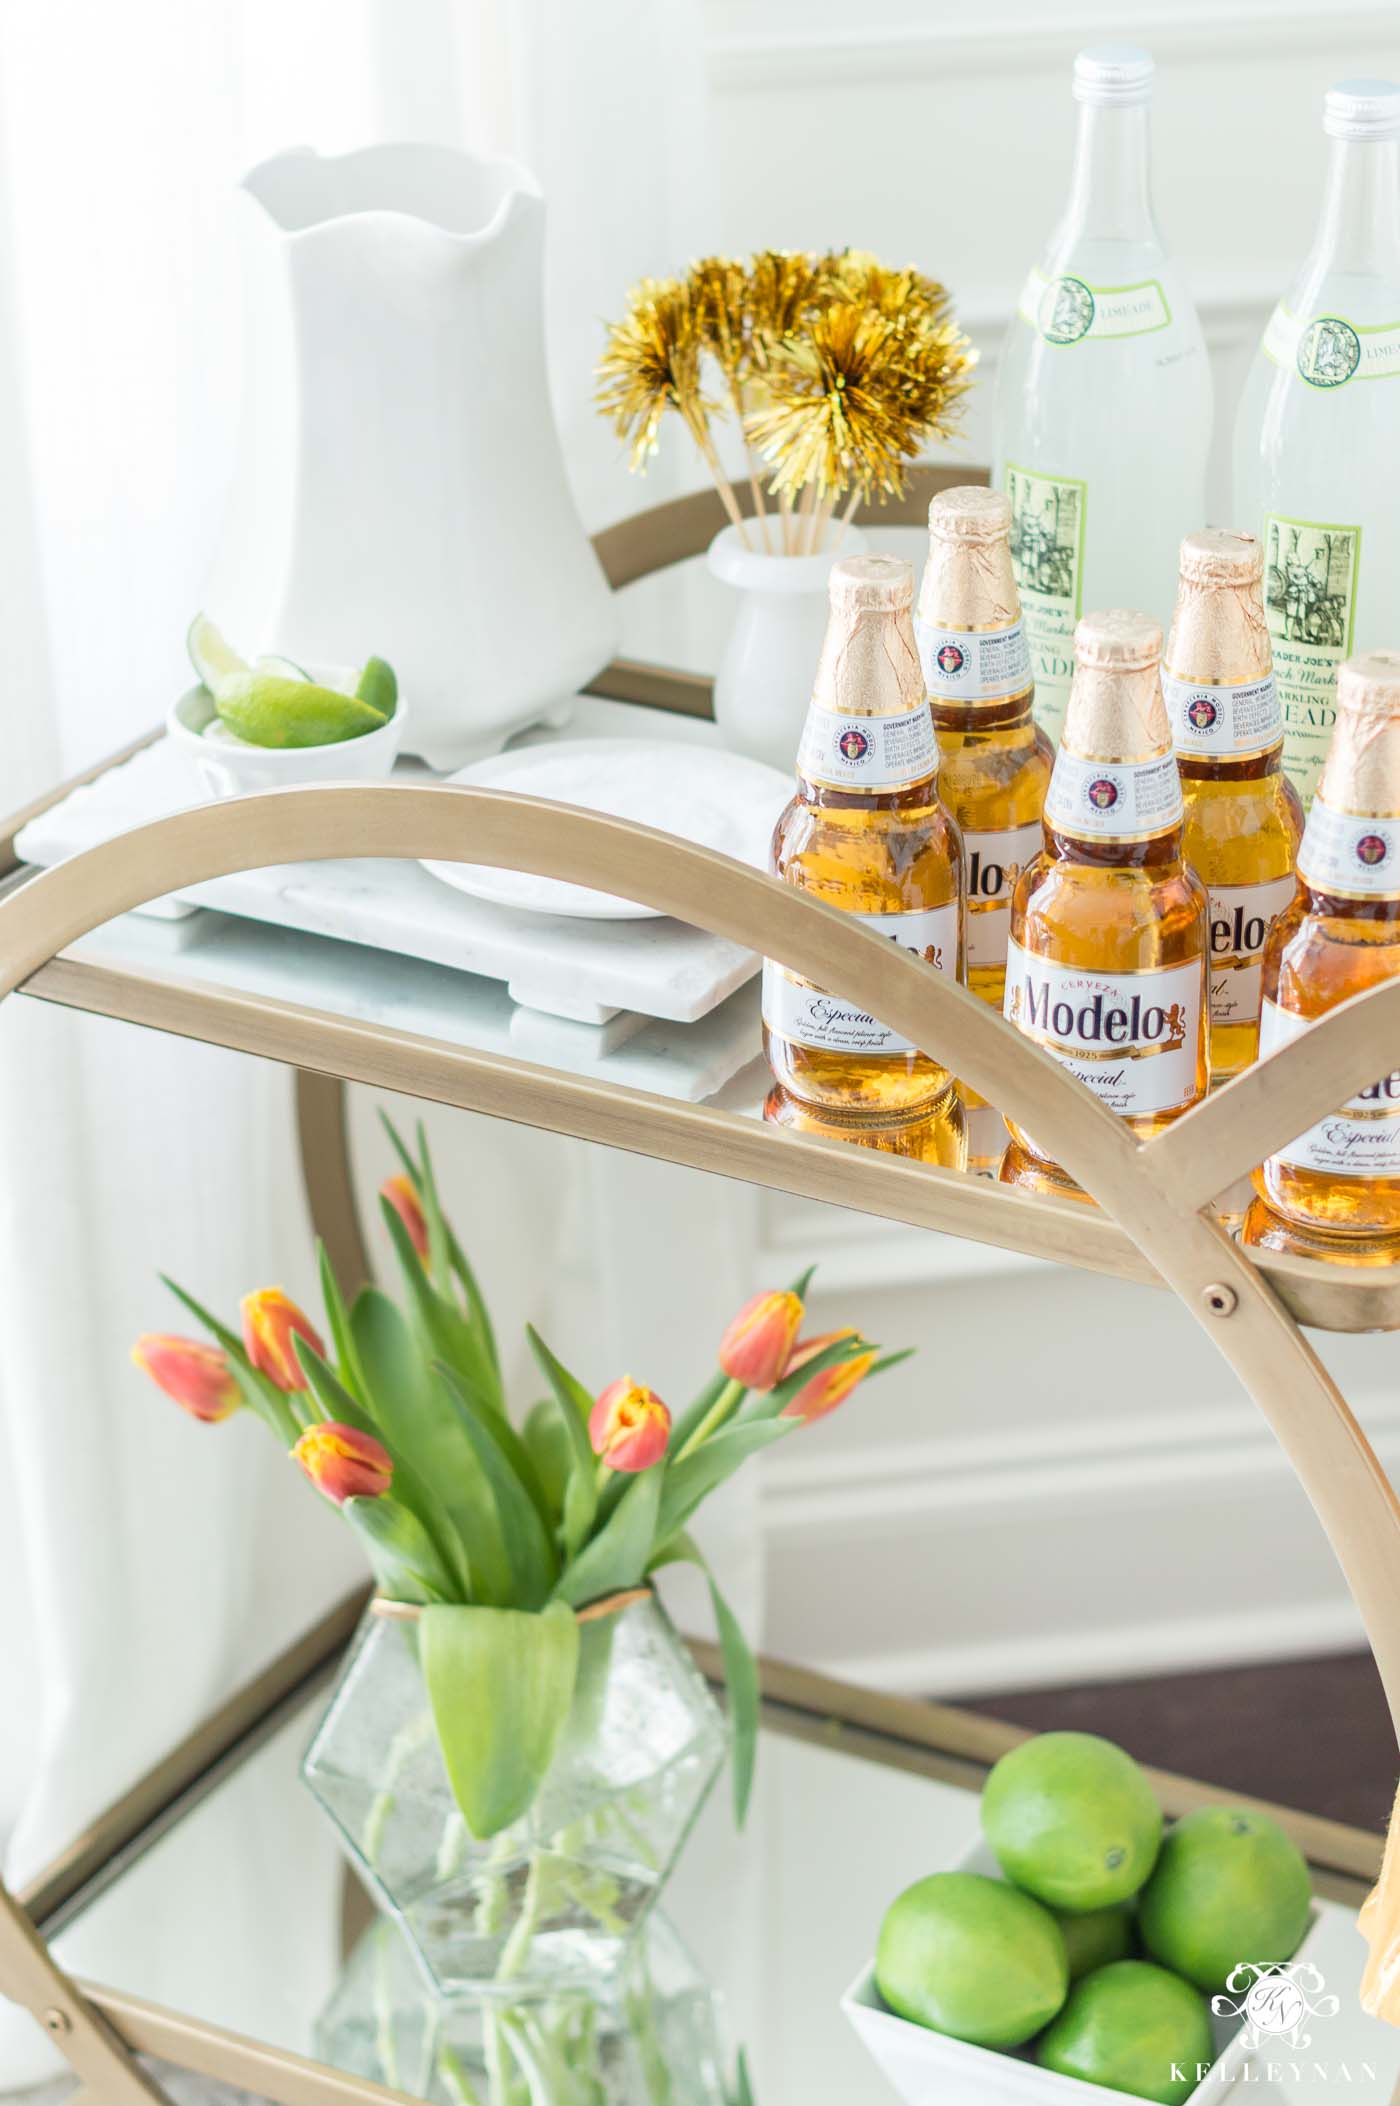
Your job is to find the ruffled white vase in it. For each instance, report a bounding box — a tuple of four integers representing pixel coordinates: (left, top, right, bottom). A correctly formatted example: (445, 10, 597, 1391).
(205, 144, 619, 769)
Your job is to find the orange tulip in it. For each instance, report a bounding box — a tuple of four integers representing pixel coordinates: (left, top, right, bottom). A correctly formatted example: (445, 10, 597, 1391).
(382, 1174, 429, 1260)
(132, 1334, 240, 1424)
(718, 1290, 803, 1392)
(781, 1330, 878, 1423)
(293, 1421, 393, 1504)
(589, 1376, 670, 1473)
(241, 1289, 325, 1392)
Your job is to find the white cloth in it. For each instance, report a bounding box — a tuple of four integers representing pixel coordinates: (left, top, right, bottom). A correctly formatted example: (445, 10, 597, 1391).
(0, 0, 738, 2087)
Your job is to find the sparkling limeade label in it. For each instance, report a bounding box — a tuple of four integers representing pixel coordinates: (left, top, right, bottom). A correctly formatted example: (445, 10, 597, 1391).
(1207, 876, 1298, 1028)
(1044, 750, 1183, 841)
(1298, 797, 1400, 900)
(1003, 944, 1203, 1117)
(913, 615, 1032, 703)
(1263, 513, 1360, 808)
(1161, 669, 1281, 758)
(1006, 464, 1085, 747)
(797, 699, 938, 792)
(1018, 270, 1172, 346)
(1260, 998, 1400, 1177)
(1262, 306, 1400, 387)
(963, 820, 1044, 973)
(763, 905, 959, 1056)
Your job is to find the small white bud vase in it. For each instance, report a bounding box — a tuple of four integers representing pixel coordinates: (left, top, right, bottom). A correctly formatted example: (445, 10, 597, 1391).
(707, 521, 868, 770)
(205, 144, 619, 771)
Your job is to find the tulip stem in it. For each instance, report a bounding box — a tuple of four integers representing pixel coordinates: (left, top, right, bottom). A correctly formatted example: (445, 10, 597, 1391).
(673, 1379, 745, 1464)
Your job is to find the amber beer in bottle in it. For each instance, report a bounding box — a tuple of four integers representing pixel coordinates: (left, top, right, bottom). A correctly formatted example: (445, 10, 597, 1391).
(763, 555, 966, 1164)
(1244, 651, 1400, 1260)
(1001, 609, 1208, 1198)
(1163, 530, 1303, 1084)
(917, 486, 1052, 1168)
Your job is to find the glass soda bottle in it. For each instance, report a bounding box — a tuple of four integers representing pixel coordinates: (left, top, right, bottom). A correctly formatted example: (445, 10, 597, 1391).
(1233, 80, 1400, 809)
(993, 45, 1211, 747)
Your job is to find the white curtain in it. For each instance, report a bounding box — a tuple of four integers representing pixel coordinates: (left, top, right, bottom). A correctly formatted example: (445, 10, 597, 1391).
(0, 0, 716, 2084)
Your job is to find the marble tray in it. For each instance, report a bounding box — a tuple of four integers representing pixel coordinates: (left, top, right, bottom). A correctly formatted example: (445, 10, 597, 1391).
(15, 735, 767, 1033)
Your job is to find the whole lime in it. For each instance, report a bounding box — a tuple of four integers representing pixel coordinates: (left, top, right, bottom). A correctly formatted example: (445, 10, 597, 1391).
(875, 1871, 1069, 2049)
(1056, 1901, 1136, 1980)
(1137, 1807, 1311, 1991)
(1037, 1960, 1213, 2106)
(982, 1732, 1163, 1911)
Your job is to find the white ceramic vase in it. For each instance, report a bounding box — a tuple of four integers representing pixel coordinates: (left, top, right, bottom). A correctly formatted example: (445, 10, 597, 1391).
(204, 144, 619, 770)
(707, 521, 868, 772)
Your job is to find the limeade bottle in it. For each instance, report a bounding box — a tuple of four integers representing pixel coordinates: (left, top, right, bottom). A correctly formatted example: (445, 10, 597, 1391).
(1233, 80, 1400, 810)
(993, 45, 1212, 747)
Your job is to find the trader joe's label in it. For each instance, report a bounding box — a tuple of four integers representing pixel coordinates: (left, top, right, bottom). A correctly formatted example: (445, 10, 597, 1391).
(1006, 463, 1086, 747)
(797, 699, 938, 792)
(1263, 513, 1360, 809)
(762, 904, 959, 1056)
(1260, 997, 1400, 1177)
(1207, 876, 1298, 1027)
(962, 820, 1044, 972)
(1018, 270, 1172, 345)
(914, 615, 1032, 704)
(1003, 946, 1203, 1118)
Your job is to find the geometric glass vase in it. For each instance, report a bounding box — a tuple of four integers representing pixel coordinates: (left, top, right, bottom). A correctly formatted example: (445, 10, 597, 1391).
(302, 1596, 728, 2000)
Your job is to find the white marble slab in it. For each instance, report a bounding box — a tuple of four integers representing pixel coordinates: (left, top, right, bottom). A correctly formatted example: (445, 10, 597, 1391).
(15, 729, 766, 1031)
(62, 908, 767, 1106)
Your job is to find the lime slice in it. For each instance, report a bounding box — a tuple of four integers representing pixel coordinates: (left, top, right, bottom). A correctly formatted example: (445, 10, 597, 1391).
(216, 672, 388, 749)
(254, 654, 311, 682)
(356, 655, 398, 719)
(187, 614, 248, 694)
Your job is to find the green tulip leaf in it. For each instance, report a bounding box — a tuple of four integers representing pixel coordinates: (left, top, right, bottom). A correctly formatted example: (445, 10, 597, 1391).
(420, 1600, 579, 1838)
(521, 1398, 570, 1517)
(647, 1532, 759, 1827)
(381, 1198, 501, 1421)
(344, 1495, 456, 1605)
(554, 1464, 661, 1609)
(433, 1364, 558, 1608)
(740, 1333, 876, 1425)
(159, 1273, 298, 1444)
(656, 1420, 794, 1543)
(317, 1241, 367, 1404)
(526, 1326, 599, 1559)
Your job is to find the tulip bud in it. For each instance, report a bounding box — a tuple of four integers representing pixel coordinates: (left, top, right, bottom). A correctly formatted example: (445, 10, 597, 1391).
(589, 1376, 670, 1473)
(781, 1329, 877, 1424)
(718, 1290, 803, 1392)
(293, 1421, 393, 1504)
(132, 1334, 240, 1424)
(382, 1174, 429, 1260)
(241, 1289, 325, 1392)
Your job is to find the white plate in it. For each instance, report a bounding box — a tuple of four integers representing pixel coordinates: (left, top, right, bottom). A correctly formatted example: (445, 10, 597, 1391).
(421, 738, 793, 920)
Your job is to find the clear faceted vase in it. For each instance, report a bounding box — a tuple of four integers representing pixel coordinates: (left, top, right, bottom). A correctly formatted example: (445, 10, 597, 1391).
(315, 1910, 731, 2106)
(302, 1597, 727, 1999)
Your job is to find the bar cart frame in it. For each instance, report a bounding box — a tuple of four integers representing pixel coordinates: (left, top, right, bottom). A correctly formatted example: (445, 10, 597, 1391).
(2, 470, 1400, 2105)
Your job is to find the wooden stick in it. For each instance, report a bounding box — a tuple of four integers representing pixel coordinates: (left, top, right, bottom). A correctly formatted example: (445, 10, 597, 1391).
(831, 486, 863, 555)
(691, 420, 752, 549)
(779, 487, 796, 555)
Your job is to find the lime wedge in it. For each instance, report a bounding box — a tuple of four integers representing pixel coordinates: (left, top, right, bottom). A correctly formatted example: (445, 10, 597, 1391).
(187, 614, 248, 694)
(254, 654, 311, 682)
(216, 673, 388, 749)
(356, 655, 398, 719)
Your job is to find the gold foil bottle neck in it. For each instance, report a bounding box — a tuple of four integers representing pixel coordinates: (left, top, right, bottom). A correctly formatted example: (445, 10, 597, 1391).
(1063, 608, 1170, 761)
(1319, 652, 1400, 816)
(1165, 530, 1272, 687)
(814, 555, 925, 716)
(917, 486, 1021, 636)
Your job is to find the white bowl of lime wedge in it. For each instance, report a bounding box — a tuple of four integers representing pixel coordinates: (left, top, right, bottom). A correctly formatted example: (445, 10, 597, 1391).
(167, 617, 407, 797)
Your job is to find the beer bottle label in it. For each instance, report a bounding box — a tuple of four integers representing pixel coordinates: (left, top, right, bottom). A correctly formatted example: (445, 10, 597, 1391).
(796, 699, 938, 793)
(1044, 749, 1183, 841)
(961, 820, 1044, 972)
(1297, 795, 1400, 900)
(1261, 997, 1400, 1178)
(914, 615, 1032, 704)
(1003, 944, 1203, 1117)
(762, 904, 959, 1057)
(1207, 877, 1298, 1027)
(1161, 669, 1282, 759)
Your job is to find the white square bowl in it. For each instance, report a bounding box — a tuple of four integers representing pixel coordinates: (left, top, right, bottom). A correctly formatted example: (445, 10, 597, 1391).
(841, 1836, 1326, 2106)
